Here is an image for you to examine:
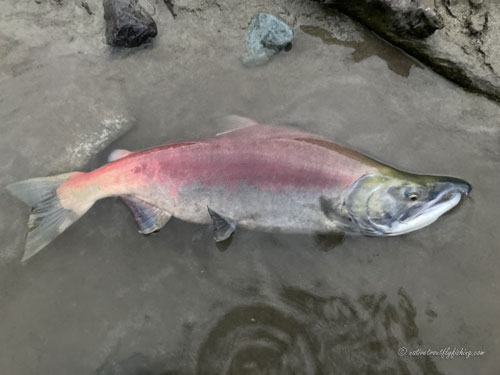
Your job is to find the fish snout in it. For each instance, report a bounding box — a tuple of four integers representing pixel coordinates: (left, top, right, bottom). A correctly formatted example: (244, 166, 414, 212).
(439, 177, 472, 196)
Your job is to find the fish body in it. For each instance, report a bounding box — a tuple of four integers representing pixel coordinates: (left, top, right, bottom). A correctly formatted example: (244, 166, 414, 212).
(65, 124, 377, 232)
(7, 117, 471, 261)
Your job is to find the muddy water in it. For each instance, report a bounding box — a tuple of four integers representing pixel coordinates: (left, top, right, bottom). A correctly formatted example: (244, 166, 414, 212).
(1, 1, 499, 375)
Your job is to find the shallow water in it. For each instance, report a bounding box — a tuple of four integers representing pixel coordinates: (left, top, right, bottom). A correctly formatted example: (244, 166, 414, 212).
(1, 1, 499, 374)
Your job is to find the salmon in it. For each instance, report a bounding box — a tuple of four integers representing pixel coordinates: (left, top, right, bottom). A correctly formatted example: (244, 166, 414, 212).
(7, 117, 471, 261)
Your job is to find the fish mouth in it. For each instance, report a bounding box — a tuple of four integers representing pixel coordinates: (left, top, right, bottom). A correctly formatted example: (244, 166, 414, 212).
(387, 191, 461, 235)
(383, 179, 471, 236)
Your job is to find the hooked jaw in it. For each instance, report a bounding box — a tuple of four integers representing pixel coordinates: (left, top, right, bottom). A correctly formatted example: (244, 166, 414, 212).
(439, 177, 471, 195)
(387, 178, 470, 236)
(345, 174, 472, 237)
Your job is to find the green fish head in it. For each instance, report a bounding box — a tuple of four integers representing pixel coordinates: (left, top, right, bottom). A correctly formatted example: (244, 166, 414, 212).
(345, 172, 471, 236)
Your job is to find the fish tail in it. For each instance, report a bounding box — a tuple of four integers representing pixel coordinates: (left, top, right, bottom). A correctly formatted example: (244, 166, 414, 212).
(6, 172, 95, 261)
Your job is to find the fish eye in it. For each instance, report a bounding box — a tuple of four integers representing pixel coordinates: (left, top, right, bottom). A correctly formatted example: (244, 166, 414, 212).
(404, 189, 420, 201)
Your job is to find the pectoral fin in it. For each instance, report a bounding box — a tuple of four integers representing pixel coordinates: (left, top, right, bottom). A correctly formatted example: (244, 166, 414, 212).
(121, 196, 172, 234)
(207, 207, 236, 241)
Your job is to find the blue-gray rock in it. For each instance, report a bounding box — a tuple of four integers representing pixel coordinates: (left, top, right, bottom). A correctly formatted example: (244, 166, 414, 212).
(103, 0, 158, 48)
(243, 13, 294, 66)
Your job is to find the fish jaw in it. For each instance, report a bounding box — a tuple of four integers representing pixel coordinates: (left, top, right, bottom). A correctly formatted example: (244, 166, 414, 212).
(344, 173, 471, 236)
(385, 191, 462, 235)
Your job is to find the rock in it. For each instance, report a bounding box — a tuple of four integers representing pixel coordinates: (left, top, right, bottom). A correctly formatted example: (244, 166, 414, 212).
(317, 0, 500, 102)
(325, 0, 443, 39)
(103, 0, 158, 48)
(468, 12, 486, 34)
(243, 13, 294, 66)
(163, 0, 176, 18)
(81, 1, 93, 15)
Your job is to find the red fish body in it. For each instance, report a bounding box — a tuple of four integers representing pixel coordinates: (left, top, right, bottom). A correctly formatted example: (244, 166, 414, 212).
(7, 117, 470, 261)
(61, 123, 378, 233)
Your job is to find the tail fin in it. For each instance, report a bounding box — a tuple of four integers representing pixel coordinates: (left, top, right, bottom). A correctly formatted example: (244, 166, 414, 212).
(6, 172, 87, 261)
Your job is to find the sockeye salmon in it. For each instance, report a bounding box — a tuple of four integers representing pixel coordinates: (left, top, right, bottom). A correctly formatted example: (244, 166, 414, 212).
(7, 116, 471, 261)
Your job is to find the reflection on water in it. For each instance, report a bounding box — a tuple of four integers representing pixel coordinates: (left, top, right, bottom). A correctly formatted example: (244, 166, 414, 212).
(96, 353, 159, 375)
(197, 304, 318, 375)
(300, 25, 422, 77)
(314, 233, 345, 251)
(278, 287, 442, 374)
(97, 288, 441, 375)
(198, 288, 441, 375)
(215, 235, 234, 252)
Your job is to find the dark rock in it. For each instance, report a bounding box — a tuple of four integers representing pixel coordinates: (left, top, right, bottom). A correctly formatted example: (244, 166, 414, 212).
(103, 0, 158, 48)
(326, 0, 443, 39)
(243, 13, 294, 66)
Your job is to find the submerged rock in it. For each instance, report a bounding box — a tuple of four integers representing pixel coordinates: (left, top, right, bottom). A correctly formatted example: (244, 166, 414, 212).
(318, 0, 500, 102)
(103, 0, 158, 48)
(243, 13, 294, 66)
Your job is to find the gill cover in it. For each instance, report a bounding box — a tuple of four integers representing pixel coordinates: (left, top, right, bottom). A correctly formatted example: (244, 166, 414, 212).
(345, 174, 390, 235)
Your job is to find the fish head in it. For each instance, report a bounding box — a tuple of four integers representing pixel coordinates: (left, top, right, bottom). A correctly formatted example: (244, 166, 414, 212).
(344, 172, 471, 236)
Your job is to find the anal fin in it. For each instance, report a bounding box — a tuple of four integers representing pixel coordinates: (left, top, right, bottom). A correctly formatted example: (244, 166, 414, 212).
(207, 207, 236, 241)
(121, 195, 172, 234)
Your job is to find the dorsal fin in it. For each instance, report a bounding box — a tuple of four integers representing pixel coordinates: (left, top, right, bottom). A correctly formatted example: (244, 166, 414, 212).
(121, 195, 172, 234)
(108, 149, 132, 162)
(216, 115, 259, 136)
(215, 117, 328, 141)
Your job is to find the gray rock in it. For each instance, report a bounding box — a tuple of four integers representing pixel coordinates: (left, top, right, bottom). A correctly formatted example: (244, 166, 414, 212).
(243, 13, 294, 66)
(468, 12, 486, 34)
(324, 0, 443, 39)
(318, 0, 500, 102)
(103, 0, 158, 48)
